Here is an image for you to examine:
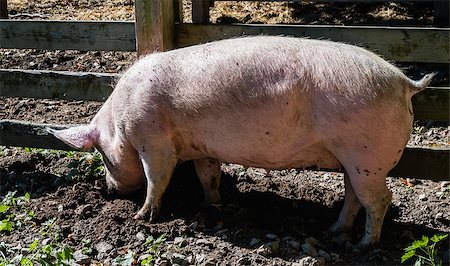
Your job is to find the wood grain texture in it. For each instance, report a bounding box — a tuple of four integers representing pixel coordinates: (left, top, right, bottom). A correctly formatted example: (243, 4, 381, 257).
(0, 69, 117, 101)
(0, 20, 135, 51)
(134, 0, 174, 55)
(175, 24, 450, 63)
(192, 0, 210, 24)
(0, 0, 7, 19)
(1, 120, 447, 180)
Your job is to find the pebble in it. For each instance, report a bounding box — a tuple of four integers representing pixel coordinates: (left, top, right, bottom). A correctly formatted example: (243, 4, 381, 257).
(195, 238, 213, 248)
(292, 255, 319, 266)
(95, 241, 113, 254)
(136, 232, 146, 242)
(75, 204, 93, 218)
(440, 181, 450, 188)
(154, 258, 169, 266)
(171, 253, 188, 265)
(174, 237, 188, 247)
(330, 253, 341, 263)
(266, 241, 280, 253)
(318, 250, 331, 262)
(250, 238, 262, 247)
(435, 212, 444, 220)
(237, 256, 251, 265)
(418, 194, 427, 201)
(265, 233, 279, 241)
(305, 237, 321, 247)
(214, 229, 229, 237)
(331, 233, 351, 247)
(73, 250, 90, 265)
(256, 244, 271, 257)
(287, 240, 301, 250)
(317, 257, 326, 265)
(301, 243, 318, 257)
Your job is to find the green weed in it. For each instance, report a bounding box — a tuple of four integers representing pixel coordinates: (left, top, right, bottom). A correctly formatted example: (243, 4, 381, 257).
(0, 192, 34, 234)
(401, 233, 448, 266)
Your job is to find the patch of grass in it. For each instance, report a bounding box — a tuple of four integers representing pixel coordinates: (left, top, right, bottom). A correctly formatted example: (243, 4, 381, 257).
(140, 234, 167, 266)
(0, 218, 75, 266)
(0, 191, 34, 234)
(401, 233, 448, 266)
(66, 151, 105, 182)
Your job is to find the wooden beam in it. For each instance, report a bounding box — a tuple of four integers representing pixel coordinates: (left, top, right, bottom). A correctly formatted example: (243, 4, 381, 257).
(192, 0, 210, 24)
(389, 147, 449, 180)
(412, 87, 449, 121)
(175, 24, 450, 63)
(0, 120, 78, 151)
(0, 0, 7, 19)
(0, 20, 135, 51)
(0, 69, 117, 102)
(1, 20, 448, 63)
(134, 0, 174, 55)
(1, 119, 448, 180)
(434, 0, 450, 27)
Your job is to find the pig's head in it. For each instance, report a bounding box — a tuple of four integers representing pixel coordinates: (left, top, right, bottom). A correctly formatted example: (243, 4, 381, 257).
(47, 125, 144, 194)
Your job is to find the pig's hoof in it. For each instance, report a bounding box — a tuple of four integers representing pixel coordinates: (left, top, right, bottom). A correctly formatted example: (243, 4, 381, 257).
(148, 208, 160, 223)
(352, 242, 377, 253)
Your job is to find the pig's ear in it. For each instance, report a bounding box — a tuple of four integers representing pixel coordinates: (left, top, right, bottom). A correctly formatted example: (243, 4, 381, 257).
(46, 125, 99, 151)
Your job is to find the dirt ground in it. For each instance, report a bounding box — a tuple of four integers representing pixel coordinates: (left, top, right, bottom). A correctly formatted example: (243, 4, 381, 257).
(1, 1, 449, 265)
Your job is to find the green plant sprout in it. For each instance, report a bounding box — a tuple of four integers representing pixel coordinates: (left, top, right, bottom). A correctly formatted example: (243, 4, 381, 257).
(401, 234, 448, 266)
(0, 192, 34, 234)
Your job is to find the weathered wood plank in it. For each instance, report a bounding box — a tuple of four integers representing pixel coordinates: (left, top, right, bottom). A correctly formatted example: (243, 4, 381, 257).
(0, 120, 77, 151)
(192, 0, 210, 24)
(0, 69, 117, 101)
(175, 24, 450, 63)
(0, 0, 7, 19)
(134, 0, 174, 55)
(1, 120, 448, 180)
(413, 87, 449, 121)
(1, 20, 448, 63)
(389, 147, 449, 180)
(1, 69, 448, 120)
(434, 0, 450, 27)
(0, 20, 135, 51)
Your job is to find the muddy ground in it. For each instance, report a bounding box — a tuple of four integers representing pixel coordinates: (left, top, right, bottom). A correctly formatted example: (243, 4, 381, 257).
(1, 1, 450, 265)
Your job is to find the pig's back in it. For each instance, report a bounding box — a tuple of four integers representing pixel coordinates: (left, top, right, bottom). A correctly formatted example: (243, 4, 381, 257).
(134, 36, 408, 113)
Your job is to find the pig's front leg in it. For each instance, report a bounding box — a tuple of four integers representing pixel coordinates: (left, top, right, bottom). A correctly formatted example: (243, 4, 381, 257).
(193, 158, 221, 205)
(134, 146, 178, 221)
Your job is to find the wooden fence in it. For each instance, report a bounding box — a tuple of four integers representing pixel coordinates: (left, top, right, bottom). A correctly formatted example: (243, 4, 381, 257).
(0, 0, 449, 180)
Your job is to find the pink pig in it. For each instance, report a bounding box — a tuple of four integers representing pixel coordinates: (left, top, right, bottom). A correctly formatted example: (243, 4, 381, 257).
(48, 36, 434, 251)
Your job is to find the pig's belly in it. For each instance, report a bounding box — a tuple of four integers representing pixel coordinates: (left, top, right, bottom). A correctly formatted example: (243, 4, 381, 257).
(180, 137, 341, 170)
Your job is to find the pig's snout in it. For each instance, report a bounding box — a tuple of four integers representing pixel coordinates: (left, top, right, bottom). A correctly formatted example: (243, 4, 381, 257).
(105, 172, 142, 195)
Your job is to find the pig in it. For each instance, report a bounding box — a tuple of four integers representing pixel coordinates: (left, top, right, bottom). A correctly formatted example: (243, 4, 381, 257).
(47, 36, 435, 251)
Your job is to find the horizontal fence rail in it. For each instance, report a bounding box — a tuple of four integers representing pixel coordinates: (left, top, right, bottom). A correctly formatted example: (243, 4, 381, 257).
(0, 69, 117, 102)
(0, 20, 136, 51)
(0, 119, 448, 180)
(1, 20, 449, 63)
(1, 69, 448, 121)
(175, 24, 450, 64)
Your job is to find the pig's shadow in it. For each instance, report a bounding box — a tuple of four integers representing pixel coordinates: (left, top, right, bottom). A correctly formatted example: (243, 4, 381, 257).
(152, 162, 448, 262)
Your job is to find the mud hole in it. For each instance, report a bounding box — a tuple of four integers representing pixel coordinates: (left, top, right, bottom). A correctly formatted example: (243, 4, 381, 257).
(1, 1, 450, 265)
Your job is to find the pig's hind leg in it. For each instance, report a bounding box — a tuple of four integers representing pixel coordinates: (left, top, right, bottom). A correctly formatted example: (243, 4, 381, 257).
(134, 143, 178, 222)
(193, 158, 221, 205)
(344, 164, 392, 252)
(326, 171, 362, 236)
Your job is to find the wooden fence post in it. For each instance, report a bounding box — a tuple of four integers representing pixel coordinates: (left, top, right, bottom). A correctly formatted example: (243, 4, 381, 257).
(0, 0, 8, 19)
(192, 0, 211, 24)
(134, 0, 174, 55)
(174, 0, 183, 23)
(434, 0, 449, 27)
